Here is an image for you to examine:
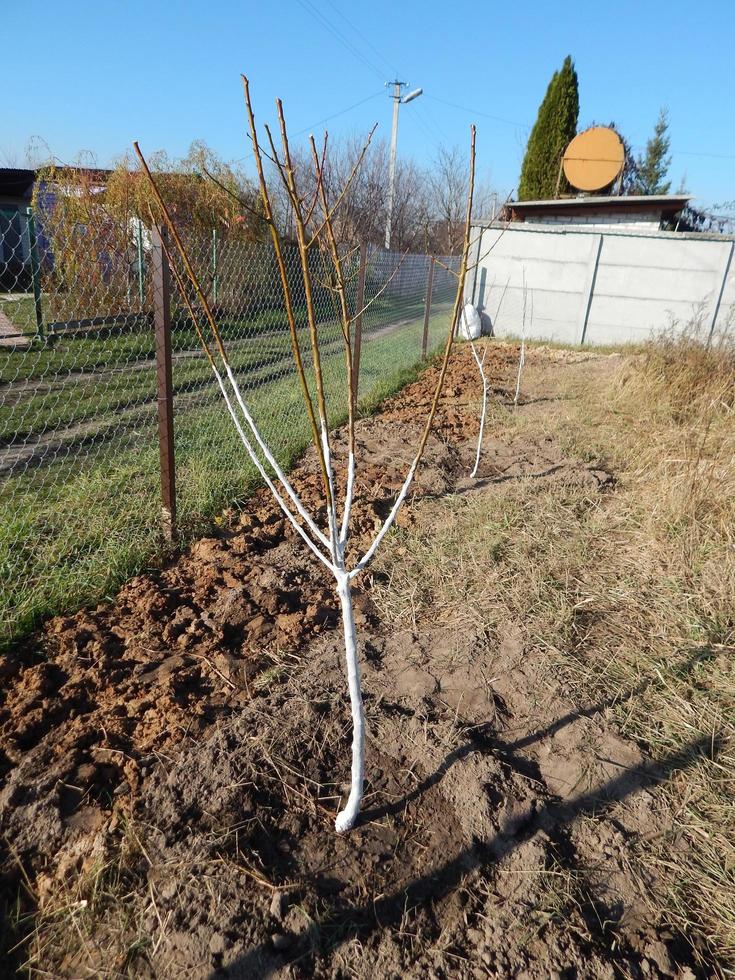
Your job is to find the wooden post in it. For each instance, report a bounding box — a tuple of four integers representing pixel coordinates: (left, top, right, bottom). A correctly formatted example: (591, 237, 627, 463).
(151, 225, 177, 543)
(421, 257, 435, 360)
(353, 243, 367, 397)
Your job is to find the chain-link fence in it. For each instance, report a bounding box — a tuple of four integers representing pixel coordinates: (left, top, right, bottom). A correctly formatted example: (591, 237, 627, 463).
(1, 208, 458, 646)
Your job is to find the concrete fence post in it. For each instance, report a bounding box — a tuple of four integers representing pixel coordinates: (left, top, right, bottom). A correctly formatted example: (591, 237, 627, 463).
(578, 233, 604, 345)
(708, 240, 734, 343)
(469, 227, 483, 307)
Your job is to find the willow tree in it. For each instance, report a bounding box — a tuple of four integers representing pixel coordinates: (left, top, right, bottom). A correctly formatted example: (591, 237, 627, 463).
(135, 76, 476, 833)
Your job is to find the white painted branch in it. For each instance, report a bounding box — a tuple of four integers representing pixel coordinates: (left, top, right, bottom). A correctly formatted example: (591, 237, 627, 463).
(334, 569, 364, 833)
(470, 342, 488, 478)
(212, 367, 336, 574)
(339, 450, 355, 546)
(224, 363, 331, 551)
(321, 424, 340, 565)
(513, 338, 525, 409)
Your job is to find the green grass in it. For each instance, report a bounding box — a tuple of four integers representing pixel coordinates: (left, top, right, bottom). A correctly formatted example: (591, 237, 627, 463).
(0, 294, 39, 337)
(0, 294, 453, 648)
(0, 294, 431, 441)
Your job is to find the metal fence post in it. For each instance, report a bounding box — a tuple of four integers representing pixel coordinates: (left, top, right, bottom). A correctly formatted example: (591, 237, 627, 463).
(421, 257, 435, 359)
(353, 243, 367, 397)
(136, 219, 145, 309)
(24, 207, 44, 340)
(212, 227, 219, 306)
(151, 224, 177, 544)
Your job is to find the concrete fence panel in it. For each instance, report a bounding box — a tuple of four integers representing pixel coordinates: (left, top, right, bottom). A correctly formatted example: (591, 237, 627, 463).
(469, 223, 735, 346)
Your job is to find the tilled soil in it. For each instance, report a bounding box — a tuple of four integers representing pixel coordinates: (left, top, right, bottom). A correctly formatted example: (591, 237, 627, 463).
(0, 344, 704, 977)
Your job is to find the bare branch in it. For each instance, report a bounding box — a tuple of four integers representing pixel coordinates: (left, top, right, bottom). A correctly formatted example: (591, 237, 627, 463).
(351, 124, 477, 578)
(274, 97, 338, 548)
(302, 131, 329, 227)
(153, 198, 332, 561)
(240, 76, 330, 506)
(351, 246, 412, 322)
(465, 189, 515, 272)
(431, 256, 460, 280)
(201, 165, 271, 226)
(307, 124, 378, 249)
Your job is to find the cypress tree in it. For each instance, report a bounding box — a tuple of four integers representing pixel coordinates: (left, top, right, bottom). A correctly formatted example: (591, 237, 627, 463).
(518, 56, 579, 200)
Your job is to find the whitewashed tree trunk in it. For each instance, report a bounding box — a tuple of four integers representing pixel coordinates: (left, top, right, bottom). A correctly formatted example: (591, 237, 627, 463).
(334, 569, 364, 832)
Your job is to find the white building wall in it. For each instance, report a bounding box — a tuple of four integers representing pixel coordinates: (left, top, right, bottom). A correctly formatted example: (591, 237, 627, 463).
(468, 222, 735, 346)
(533, 212, 661, 233)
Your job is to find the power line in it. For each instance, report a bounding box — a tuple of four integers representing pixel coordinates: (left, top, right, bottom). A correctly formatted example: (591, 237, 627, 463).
(672, 149, 735, 160)
(424, 93, 530, 130)
(320, 0, 401, 78)
(292, 1, 452, 146)
(291, 90, 383, 137)
(234, 90, 383, 163)
(293, 0, 385, 81)
(413, 103, 448, 144)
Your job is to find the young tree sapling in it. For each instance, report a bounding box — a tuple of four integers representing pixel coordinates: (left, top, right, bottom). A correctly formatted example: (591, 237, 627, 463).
(134, 76, 476, 833)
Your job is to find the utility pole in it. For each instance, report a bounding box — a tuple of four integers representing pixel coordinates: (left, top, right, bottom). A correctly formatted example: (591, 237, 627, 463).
(384, 80, 423, 251)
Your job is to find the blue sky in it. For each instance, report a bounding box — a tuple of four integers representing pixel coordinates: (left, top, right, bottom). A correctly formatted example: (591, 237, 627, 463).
(4, 0, 734, 208)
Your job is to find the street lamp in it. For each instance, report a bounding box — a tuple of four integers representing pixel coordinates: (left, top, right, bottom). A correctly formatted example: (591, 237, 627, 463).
(384, 80, 423, 250)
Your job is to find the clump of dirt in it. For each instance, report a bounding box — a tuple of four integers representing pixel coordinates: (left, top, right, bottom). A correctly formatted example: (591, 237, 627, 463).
(0, 343, 705, 977)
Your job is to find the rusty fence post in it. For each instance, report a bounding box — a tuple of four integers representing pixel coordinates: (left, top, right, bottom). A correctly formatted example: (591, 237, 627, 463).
(352, 243, 367, 398)
(151, 224, 177, 544)
(421, 256, 435, 360)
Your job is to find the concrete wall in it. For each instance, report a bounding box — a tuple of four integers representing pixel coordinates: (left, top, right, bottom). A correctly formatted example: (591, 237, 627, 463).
(530, 212, 661, 233)
(468, 222, 735, 346)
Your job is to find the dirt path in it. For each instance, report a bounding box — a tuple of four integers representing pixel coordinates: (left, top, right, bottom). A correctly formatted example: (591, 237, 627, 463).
(0, 309, 434, 474)
(0, 307, 30, 349)
(0, 344, 709, 977)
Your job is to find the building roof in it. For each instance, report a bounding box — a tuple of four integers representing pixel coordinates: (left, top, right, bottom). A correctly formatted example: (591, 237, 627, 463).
(506, 194, 690, 220)
(0, 168, 36, 201)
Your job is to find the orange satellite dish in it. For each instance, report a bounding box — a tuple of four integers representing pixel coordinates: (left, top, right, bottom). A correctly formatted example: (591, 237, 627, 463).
(563, 127, 624, 192)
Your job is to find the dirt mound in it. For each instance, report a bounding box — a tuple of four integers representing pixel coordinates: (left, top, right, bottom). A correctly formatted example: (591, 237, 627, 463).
(0, 343, 705, 977)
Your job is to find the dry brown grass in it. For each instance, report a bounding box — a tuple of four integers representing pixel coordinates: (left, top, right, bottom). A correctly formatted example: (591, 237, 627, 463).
(12, 817, 152, 977)
(372, 327, 735, 973)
